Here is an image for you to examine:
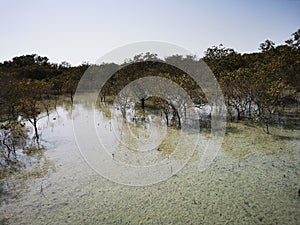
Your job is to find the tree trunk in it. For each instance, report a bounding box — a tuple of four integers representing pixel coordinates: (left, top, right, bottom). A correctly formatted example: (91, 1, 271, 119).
(2, 139, 11, 160)
(165, 112, 169, 126)
(236, 106, 241, 120)
(248, 100, 252, 117)
(265, 120, 270, 134)
(141, 98, 145, 110)
(29, 117, 39, 142)
(70, 92, 74, 104)
(176, 110, 181, 129)
(121, 108, 126, 119)
(170, 104, 181, 129)
(33, 117, 39, 141)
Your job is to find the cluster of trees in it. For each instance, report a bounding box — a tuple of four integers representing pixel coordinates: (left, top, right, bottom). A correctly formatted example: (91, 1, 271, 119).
(99, 30, 299, 133)
(0, 29, 299, 163)
(203, 30, 300, 133)
(99, 57, 203, 129)
(0, 55, 88, 163)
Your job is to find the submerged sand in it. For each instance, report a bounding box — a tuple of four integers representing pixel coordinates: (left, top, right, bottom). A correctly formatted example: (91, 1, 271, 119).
(0, 108, 299, 224)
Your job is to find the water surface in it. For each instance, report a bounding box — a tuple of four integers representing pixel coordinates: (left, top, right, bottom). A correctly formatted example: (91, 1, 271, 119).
(0, 102, 299, 224)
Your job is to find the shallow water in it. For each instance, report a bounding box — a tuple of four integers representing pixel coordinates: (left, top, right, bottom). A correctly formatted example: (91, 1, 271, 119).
(0, 102, 299, 224)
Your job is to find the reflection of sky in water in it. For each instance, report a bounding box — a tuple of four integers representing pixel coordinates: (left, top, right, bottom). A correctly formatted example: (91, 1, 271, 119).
(1, 100, 300, 225)
(71, 94, 213, 185)
(94, 101, 203, 168)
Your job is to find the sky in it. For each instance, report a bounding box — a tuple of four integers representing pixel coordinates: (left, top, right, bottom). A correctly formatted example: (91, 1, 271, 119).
(0, 0, 299, 65)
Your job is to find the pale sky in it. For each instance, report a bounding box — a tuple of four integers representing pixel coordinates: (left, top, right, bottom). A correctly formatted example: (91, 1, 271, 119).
(0, 0, 299, 65)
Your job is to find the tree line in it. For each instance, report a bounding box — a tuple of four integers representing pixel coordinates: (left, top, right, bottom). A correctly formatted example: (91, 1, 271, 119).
(0, 29, 299, 163)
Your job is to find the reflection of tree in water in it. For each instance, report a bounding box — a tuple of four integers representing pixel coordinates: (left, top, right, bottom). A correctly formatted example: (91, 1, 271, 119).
(113, 118, 179, 166)
(113, 93, 189, 131)
(157, 128, 180, 155)
(96, 101, 112, 120)
(97, 101, 186, 162)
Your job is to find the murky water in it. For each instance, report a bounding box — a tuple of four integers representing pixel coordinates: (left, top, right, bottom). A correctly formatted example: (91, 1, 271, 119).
(0, 101, 299, 224)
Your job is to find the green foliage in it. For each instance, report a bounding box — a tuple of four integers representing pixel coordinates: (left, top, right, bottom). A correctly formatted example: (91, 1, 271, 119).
(0, 29, 299, 136)
(259, 40, 275, 52)
(285, 29, 300, 49)
(201, 29, 299, 133)
(0, 54, 60, 80)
